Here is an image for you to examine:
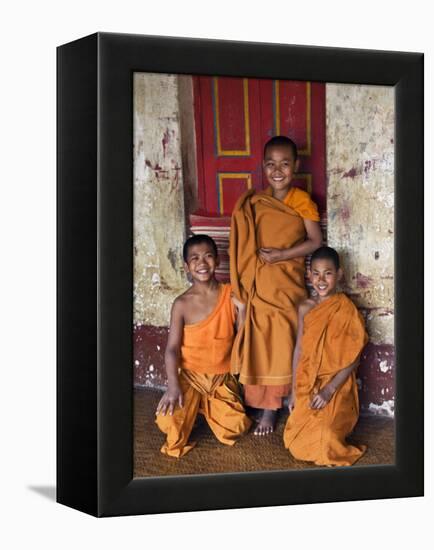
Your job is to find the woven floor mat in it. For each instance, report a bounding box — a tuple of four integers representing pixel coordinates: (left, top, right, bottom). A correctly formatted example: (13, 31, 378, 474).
(134, 387, 395, 478)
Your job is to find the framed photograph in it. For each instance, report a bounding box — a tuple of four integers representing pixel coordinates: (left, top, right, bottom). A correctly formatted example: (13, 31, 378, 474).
(57, 32, 423, 517)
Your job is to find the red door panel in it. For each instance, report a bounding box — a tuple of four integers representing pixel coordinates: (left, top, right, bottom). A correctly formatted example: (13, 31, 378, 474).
(193, 76, 326, 216)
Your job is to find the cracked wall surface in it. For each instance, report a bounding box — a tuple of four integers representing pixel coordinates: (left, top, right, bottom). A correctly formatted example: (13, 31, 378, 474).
(326, 83, 395, 415)
(133, 73, 189, 331)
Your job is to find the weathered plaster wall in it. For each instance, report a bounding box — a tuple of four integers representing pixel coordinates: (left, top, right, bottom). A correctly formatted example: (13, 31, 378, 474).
(326, 83, 395, 416)
(133, 73, 189, 326)
(134, 73, 192, 386)
(133, 73, 189, 386)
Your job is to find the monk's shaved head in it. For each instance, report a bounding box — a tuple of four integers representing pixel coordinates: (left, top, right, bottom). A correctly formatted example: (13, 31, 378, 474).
(183, 234, 218, 262)
(311, 246, 340, 270)
(264, 135, 298, 160)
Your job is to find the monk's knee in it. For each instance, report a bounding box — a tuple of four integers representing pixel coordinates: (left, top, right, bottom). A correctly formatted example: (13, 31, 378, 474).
(155, 412, 174, 433)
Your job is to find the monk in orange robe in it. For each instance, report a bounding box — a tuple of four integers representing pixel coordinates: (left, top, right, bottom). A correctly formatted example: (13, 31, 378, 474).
(230, 136, 322, 435)
(284, 246, 368, 466)
(156, 235, 251, 458)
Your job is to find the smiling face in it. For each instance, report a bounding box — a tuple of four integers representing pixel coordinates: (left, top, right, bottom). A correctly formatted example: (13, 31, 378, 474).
(309, 258, 342, 300)
(184, 242, 219, 283)
(263, 144, 300, 199)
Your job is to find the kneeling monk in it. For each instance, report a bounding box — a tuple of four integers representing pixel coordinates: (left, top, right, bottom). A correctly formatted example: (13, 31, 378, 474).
(284, 246, 368, 466)
(156, 235, 251, 458)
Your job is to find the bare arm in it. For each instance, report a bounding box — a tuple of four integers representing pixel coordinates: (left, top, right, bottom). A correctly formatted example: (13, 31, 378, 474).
(156, 299, 185, 416)
(259, 219, 323, 264)
(231, 292, 246, 332)
(288, 302, 312, 412)
(310, 358, 360, 410)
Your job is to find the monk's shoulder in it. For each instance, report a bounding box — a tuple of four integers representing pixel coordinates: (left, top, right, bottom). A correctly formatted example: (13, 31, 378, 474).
(287, 187, 312, 207)
(338, 293, 366, 325)
(339, 292, 359, 312)
(232, 188, 256, 213)
(173, 287, 195, 311)
(291, 187, 311, 202)
(287, 187, 320, 220)
(218, 283, 231, 302)
(298, 298, 316, 319)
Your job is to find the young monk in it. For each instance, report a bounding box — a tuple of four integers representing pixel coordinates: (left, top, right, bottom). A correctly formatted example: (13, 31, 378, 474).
(155, 234, 251, 457)
(230, 136, 322, 435)
(283, 246, 368, 466)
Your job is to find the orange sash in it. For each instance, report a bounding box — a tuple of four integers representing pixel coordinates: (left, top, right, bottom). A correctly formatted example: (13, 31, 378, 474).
(181, 283, 235, 375)
(230, 187, 318, 385)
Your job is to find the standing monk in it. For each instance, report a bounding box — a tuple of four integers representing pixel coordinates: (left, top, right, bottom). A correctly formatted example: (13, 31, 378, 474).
(230, 136, 322, 435)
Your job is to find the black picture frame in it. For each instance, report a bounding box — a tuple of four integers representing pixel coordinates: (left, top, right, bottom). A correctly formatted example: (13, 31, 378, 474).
(57, 32, 424, 517)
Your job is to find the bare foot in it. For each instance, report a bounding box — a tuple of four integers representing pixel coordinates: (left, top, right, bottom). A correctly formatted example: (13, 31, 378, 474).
(254, 409, 277, 436)
(246, 406, 262, 422)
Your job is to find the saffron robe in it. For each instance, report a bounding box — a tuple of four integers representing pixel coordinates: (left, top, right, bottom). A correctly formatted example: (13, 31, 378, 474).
(230, 186, 319, 408)
(156, 284, 251, 457)
(283, 293, 368, 466)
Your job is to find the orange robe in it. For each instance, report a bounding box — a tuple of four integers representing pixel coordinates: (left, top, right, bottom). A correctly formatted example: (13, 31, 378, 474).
(230, 186, 320, 409)
(283, 293, 368, 466)
(156, 284, 251, 457)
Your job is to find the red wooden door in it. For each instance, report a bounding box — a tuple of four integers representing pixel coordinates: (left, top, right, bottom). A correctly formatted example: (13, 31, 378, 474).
(193, 76, 326, 216)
